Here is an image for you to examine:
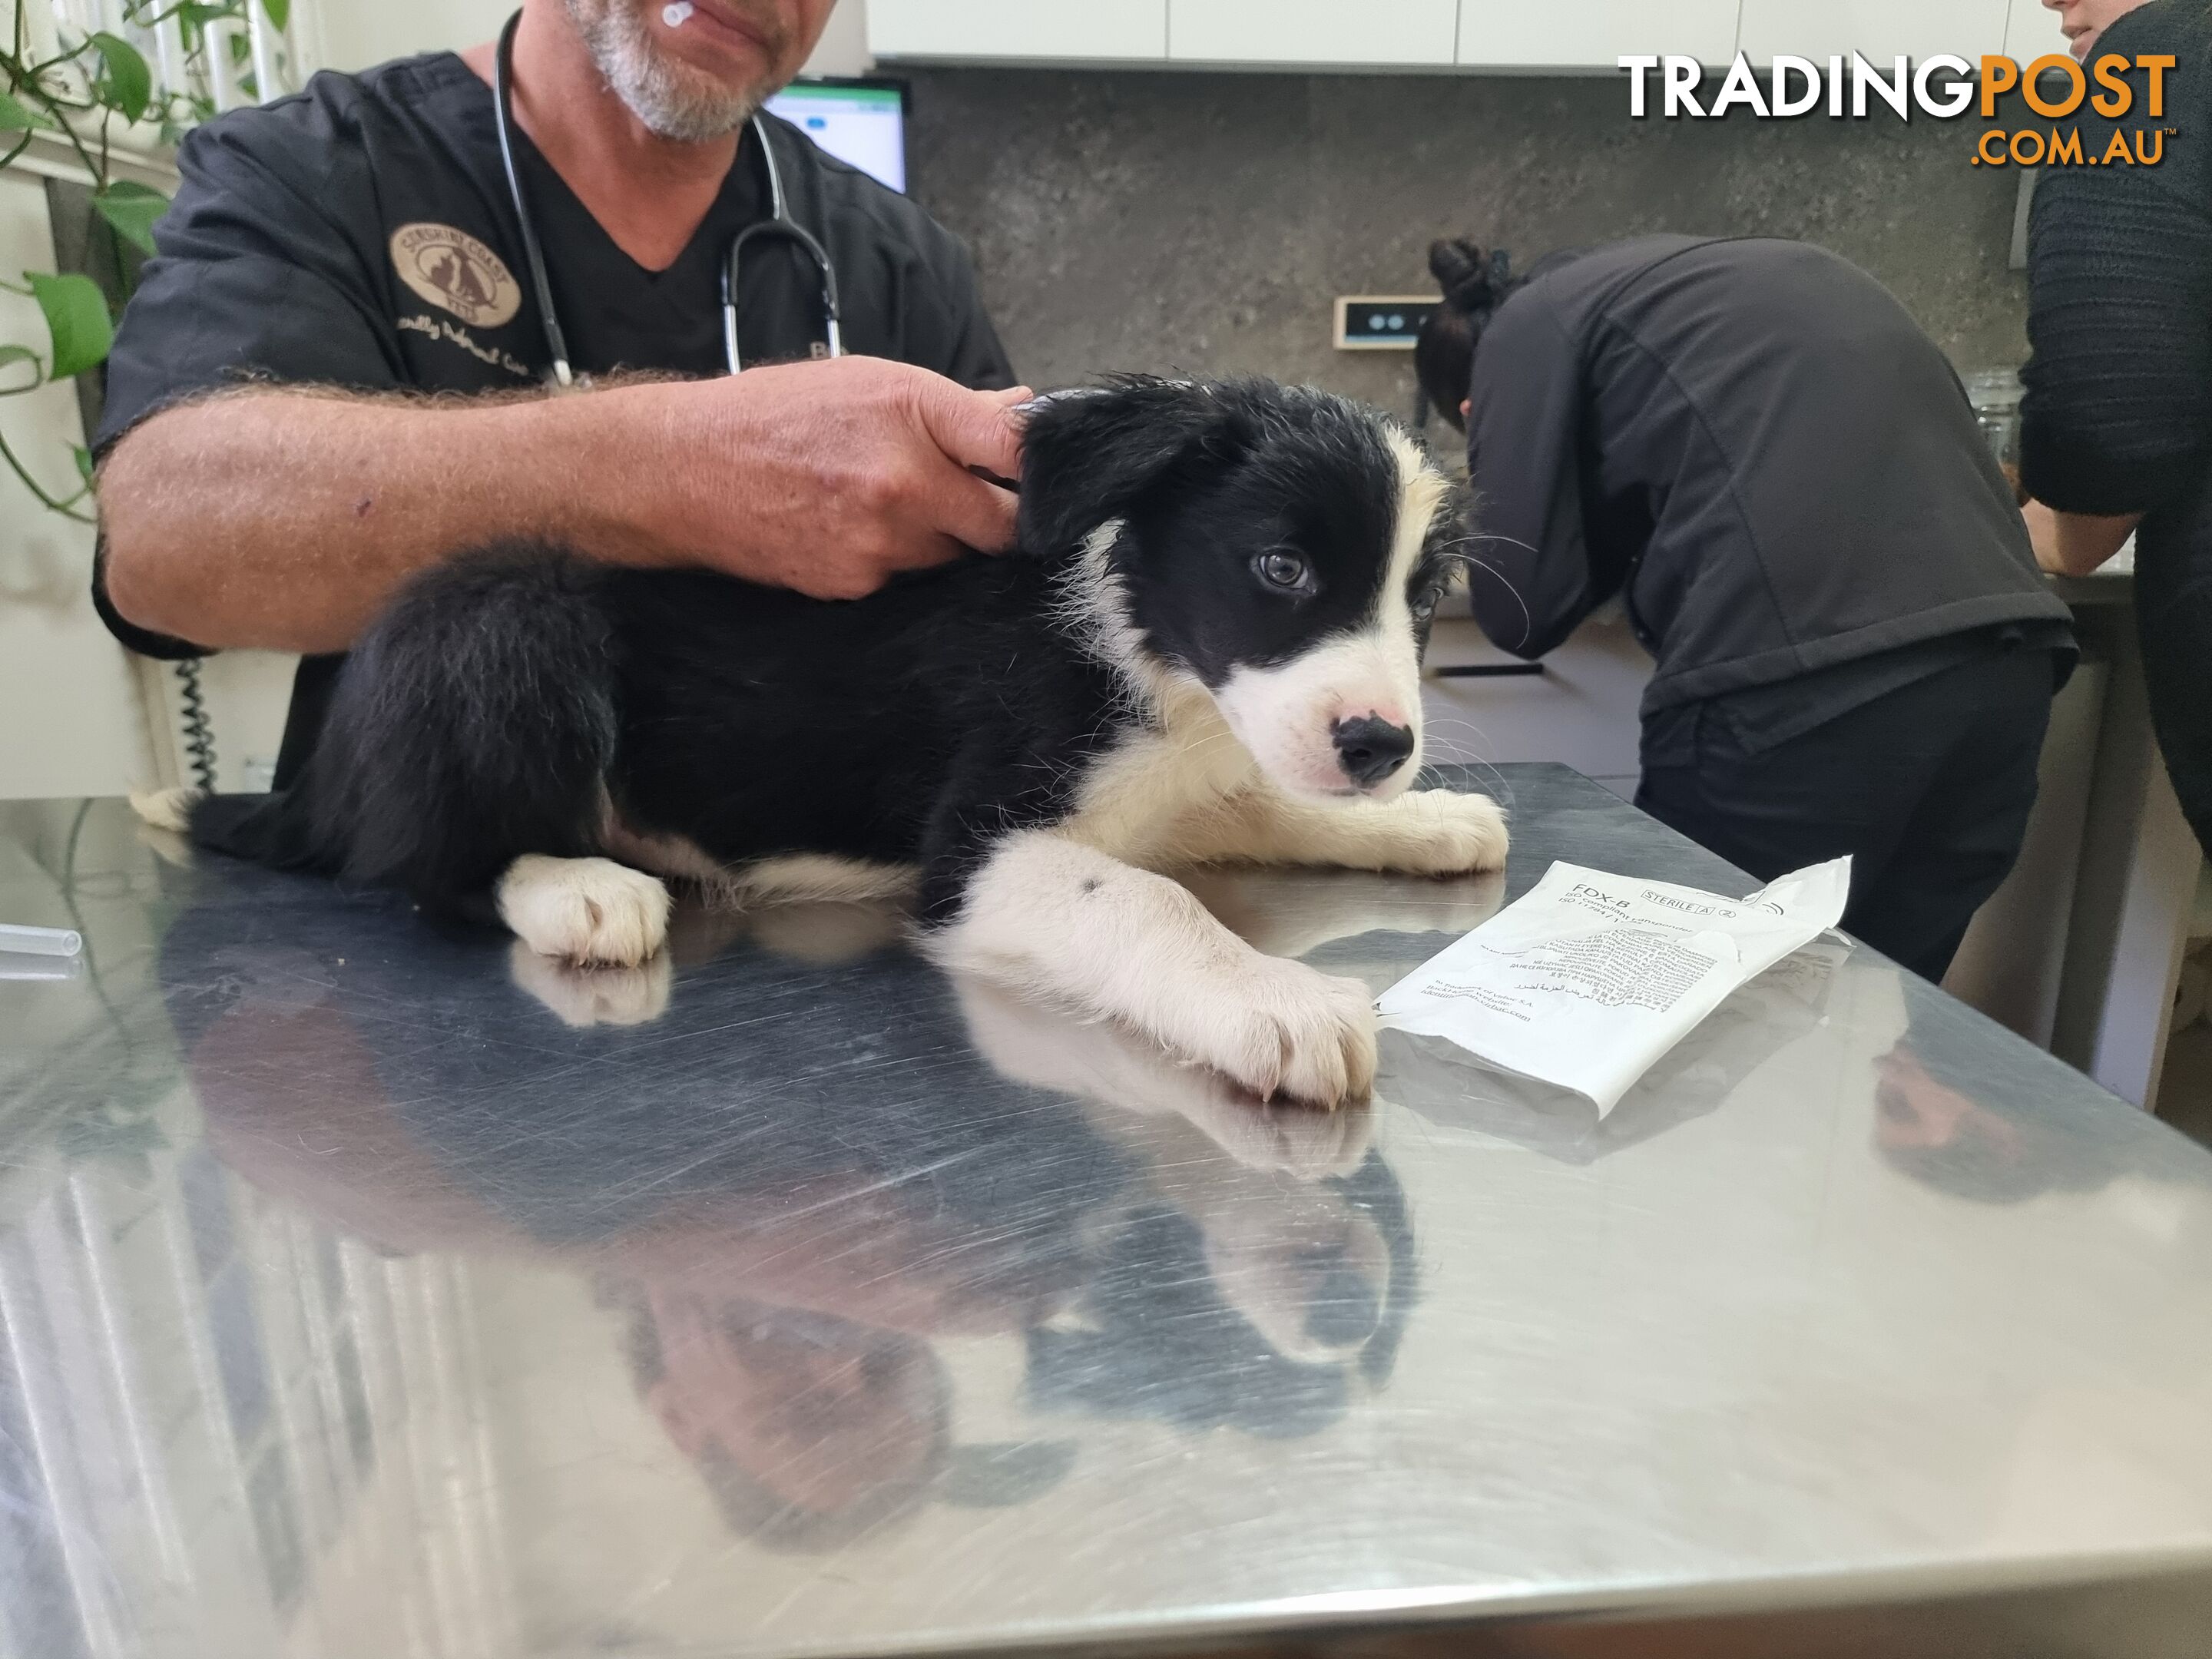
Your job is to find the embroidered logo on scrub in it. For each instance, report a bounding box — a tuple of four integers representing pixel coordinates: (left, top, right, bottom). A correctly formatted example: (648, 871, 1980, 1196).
(389, 223, 522, 328)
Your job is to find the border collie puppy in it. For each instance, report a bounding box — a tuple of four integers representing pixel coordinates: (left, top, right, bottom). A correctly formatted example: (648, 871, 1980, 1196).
(141, 376, 1507, 1105)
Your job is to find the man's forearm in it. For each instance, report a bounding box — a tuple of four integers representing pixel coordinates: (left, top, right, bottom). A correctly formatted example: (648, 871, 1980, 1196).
(2022, 499, 2141, 578)
(98, 359, 1028, 655)
(98, 386, 687, 654)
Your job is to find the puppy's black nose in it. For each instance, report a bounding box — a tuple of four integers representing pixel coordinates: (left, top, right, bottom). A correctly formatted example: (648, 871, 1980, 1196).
(1331, 716, 1415, 786)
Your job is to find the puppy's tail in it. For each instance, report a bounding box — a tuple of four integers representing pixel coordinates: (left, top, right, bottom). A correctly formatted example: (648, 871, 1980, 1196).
(131, 550, 620, 910)
(298, 543, 622, 910)
(130, 783, 332, 873)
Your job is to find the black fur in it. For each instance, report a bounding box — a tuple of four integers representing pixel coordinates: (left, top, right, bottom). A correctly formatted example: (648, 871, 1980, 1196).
(184, 376, 1463, 929)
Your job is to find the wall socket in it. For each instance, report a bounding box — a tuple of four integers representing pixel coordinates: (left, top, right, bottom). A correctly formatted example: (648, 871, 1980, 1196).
(1335, 296, 1436, 351)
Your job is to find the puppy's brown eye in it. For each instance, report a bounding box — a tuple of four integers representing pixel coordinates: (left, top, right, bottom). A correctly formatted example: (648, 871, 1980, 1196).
(1255, 551, 1310, 591)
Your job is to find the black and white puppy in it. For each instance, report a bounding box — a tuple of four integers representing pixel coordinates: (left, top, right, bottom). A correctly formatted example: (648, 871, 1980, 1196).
(140, 376, 1507, 1105)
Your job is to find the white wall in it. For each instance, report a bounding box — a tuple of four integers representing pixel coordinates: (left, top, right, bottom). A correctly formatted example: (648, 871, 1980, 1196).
(805, 0, 873, 75)
(0, 167, 162, 800)
(310, 0, 873, 75)
(311, 0, 512, 71)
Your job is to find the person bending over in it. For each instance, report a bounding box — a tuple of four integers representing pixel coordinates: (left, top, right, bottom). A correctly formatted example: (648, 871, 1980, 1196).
(1416, 234, 2072, 982)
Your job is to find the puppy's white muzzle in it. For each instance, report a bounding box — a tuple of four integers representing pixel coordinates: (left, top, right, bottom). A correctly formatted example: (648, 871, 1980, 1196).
(1215, 631, 1426, 801)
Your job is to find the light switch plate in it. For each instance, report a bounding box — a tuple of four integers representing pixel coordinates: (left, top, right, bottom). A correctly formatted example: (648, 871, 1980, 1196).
(1336, 296, 1436, 350)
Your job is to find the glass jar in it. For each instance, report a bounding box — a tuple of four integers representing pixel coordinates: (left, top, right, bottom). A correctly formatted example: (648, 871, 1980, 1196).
(1966, 366, 2025, 502)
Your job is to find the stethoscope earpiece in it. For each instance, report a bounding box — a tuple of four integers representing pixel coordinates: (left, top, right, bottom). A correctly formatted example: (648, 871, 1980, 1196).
(492, 7, 843, 382)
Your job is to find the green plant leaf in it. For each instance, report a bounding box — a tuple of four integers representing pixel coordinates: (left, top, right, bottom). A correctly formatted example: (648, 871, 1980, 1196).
(0, 90, 59, 133)
(174, 3, 233, 53)
(93, 180, 169, 255)
(261, 0, 291, 31)
(0, 343, 39, 389)
(71, 445, 96, 485)
(91, 32, 153, 125)
(174, 5, 213, 51)
(26, 273, 114, 379)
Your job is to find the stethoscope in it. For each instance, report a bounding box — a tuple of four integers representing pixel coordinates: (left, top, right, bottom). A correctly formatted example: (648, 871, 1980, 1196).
(491, 8, 843, 388)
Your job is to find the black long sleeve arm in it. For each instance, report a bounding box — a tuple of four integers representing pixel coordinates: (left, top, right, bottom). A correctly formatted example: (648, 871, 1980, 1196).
(2021, 7, 2212, 516)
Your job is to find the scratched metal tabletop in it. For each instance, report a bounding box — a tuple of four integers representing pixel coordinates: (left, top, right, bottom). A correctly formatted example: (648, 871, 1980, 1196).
(1, 765, 2208, 1659)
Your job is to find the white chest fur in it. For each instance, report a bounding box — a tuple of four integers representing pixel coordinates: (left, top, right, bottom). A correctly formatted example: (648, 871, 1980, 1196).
(1058, 680, 1262, 868)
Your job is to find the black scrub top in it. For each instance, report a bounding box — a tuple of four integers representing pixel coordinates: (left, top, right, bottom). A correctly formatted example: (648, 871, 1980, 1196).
(1462, 235, 2071, 743)
(93, 51, 1015, 783)
(2021, 5, 2212, 856)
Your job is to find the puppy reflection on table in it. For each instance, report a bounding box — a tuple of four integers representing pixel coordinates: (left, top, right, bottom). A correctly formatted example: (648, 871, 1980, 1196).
(151, 859, 1464, 1561)
(510, 869, 1469, 1379)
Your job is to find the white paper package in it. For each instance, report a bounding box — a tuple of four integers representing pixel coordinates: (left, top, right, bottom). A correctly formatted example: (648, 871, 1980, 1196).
(1375, 856, 1853, 1114)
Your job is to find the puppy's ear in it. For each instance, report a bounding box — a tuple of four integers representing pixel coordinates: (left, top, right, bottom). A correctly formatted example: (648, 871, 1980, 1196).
(1018, 376, 1242, 556)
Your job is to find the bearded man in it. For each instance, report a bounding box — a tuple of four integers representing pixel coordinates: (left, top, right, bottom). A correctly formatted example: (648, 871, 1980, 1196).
(95, 0, 1024, 783)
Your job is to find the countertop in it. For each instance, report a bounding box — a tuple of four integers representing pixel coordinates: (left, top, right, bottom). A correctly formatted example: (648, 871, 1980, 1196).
(2, 767, 2209, 1659)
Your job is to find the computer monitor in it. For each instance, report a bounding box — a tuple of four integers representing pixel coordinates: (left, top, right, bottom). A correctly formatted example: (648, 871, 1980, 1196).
(764, 78, 909, 195)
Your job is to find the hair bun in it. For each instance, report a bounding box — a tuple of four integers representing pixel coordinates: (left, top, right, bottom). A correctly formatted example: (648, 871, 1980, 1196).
(1428, 237, 1507, 313)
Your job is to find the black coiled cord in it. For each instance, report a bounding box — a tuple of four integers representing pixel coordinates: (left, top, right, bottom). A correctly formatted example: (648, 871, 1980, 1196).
(174, 657, 217, 792)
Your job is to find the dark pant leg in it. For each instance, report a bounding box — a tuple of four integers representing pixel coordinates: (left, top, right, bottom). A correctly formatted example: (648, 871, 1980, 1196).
(2135, 528, 2212, 860)
(1634, 703, 1918, 899)
(1842, 653, 2054, 981)
(1635, 654, 2055, 982)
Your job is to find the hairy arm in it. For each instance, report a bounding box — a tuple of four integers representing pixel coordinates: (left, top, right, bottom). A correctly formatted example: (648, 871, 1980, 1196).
(100, 356, 1029, 655)
(2022, 498, 2141, 577)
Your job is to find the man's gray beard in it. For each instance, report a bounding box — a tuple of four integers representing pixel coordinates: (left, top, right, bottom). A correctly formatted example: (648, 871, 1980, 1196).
(562, 0, 764, 141)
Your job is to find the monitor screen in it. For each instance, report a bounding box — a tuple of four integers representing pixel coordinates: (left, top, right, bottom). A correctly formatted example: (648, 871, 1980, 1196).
(764, 80, 909, 195)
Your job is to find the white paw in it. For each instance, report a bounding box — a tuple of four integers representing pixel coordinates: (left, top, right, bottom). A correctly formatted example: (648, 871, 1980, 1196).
(507, 941, 672, 1027)
(1187, 957, 1378, 1108)
(496, 856, 671, 967)
(1376, 788, 1509, 875)
(1177, 1086, 1376, 1178)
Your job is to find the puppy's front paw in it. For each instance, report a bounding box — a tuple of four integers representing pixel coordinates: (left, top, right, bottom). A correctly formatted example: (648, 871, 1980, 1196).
(1196, 958, 1378, 1109)
(1382, 789, 1509, 875)
(496, 856, 671, 967)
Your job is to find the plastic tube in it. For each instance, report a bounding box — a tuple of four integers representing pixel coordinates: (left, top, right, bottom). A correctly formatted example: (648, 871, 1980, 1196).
(0, 923, 84, 958)
(0, 957, 82, 984)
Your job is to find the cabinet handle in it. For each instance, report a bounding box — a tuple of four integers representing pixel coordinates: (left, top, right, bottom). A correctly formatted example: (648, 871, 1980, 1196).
(1432, 663, 1545, 680)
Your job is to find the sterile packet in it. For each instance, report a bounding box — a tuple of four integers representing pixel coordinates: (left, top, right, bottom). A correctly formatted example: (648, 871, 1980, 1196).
(1375, 857, 1853, 1114)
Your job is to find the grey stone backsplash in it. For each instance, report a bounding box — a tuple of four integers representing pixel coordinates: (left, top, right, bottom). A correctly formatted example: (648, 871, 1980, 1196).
(902, 68, 2028, 422)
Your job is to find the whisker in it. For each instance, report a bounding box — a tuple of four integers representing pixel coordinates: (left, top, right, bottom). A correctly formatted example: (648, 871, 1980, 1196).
(1434, 530, 1543, 559)
(1416, 707, 1518, 809)
(1458, 557, 1535, 651)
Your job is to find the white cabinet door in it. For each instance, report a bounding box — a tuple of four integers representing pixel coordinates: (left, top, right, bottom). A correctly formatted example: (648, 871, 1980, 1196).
(2003, 0, 2071, 67)
(1170, 0, 1458, 66)
(867, 1, 1168, 61)
(1737, 0, 2012, 66)
(1457, 2, 1741, 70)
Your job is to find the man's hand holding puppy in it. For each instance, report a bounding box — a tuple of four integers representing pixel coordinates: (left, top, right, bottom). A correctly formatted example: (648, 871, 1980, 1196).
(100, 356, 1031, 654)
